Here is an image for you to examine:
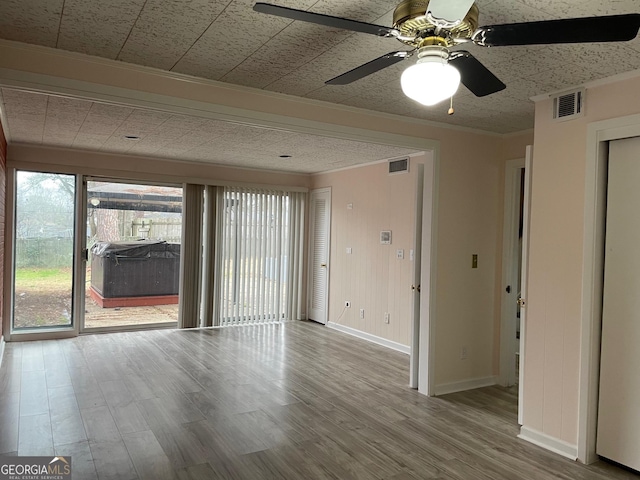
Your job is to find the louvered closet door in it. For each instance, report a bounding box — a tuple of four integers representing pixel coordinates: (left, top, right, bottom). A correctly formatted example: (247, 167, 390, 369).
(308, 188, 331, 324)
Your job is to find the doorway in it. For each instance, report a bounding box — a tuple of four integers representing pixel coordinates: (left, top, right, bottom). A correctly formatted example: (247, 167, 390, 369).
(11, 171, 77, 332)
(8, 171, 184, 338)
(500, 147, 533, 425)
(500, 159, 525, 387)
(82, 179, 183, 332)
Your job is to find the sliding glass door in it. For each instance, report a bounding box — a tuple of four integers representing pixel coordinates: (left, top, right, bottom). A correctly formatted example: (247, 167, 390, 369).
(217, 188, 305, 326)
(9, 171, 302, 336)
(82, 179, 182, 331)
(12, 171, 77, 331)
(9, 172, 183, 336)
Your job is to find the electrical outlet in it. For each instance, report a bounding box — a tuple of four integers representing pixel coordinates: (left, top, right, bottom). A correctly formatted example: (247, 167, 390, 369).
(345, 301, 351, 308)
(384, 313, 390, 324)
(359, 309, 365, 319)
(461, 346, 468, 360)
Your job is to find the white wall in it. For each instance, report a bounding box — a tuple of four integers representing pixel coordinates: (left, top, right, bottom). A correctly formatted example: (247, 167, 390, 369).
(312, 157, 424, 347)
(524, 73, 640, 452)
(0, 40, 534, 391)
(313, 131, 532, 387)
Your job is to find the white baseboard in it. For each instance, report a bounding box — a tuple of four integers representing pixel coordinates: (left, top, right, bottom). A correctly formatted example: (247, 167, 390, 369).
(326, 322, 410, 355)
(0, 335, 5, 370)
(434, 376, 497, 396)
(518, 426, 578, 461)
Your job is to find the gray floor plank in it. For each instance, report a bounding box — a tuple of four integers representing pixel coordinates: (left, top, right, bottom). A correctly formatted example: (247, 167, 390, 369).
(0, 392, 20, 454)
(0, 321, 636, 480)
(19, 370, 48, 416)
(123, 430, 178, 480)
(89, 440, 138, 480)
(150, 422, 214, 469)
(99, 379, 135, 408)
(81, 405, 121, 443)
(51, 410, 88, 446)
(55, 440, 98, 480)
(48, 385, 80, 415)
(110, 402, 150, 435)
(18, 412, 54, 456)
(175, 463, 218, 480)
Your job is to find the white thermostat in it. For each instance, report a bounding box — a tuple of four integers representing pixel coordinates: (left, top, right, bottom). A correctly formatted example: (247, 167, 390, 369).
(380, 230, 392, 245)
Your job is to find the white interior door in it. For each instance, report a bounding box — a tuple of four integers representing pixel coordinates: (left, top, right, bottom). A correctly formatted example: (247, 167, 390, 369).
(517, 145, 533, 425)
(418, 154, 437, 396)
(597, 136, 640, 470)
(500, 158, 525, 388)
(410, 164, 424, 389)
(308, 188, 331, 324)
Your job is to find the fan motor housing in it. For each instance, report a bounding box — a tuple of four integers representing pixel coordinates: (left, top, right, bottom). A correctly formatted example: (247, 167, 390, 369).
(393, 0, 479, 47)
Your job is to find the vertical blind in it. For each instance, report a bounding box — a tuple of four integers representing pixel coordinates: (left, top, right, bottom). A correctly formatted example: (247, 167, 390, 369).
(178, 183, 204, 329)
(217, 187, 304, 326)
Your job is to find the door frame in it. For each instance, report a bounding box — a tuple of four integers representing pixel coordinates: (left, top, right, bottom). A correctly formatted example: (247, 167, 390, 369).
(580, 113, 640, 463)
(417, 151, 439, 396)
(409, 163, 424, 389)
(80, 176, 181, 333)
(307, 187, 331, 325)
(3, 167, 81, 341)
(499, 157, 525, 387)
(518, 146, 533, 425)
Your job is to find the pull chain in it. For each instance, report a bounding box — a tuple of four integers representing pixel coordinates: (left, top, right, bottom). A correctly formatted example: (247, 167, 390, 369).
(448, 96, 454, 115)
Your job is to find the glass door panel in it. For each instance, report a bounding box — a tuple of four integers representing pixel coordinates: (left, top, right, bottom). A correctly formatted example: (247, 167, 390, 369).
(13, 171, 76, 330)
(83, 180, 182, 330)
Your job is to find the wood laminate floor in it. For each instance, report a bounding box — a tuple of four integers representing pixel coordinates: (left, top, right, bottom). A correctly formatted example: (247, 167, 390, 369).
(0, 321, 636, 479)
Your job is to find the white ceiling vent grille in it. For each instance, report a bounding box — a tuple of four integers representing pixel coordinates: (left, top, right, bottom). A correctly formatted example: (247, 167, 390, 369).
(552, 90, 584, 121)
(389, 157, 409, 175)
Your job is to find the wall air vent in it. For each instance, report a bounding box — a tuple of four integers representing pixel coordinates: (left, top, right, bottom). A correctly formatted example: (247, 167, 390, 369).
(388, 157, 409, 175)
(552, 89, 584, 121)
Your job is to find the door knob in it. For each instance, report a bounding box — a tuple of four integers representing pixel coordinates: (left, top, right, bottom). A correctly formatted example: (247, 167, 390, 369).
(517, 297, 526, 308)
(411, 285, 421, 292)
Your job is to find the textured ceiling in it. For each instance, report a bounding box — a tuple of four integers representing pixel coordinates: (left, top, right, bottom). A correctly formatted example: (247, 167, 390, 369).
(0, 88, 421, 173)
(1, 0, 639, 135)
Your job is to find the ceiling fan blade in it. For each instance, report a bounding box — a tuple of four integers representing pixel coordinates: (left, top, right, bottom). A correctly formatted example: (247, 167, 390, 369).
(449, 51, 506, 97)
(253, 3, 395, 37)
(474, 14, 640, 46)
(326, 51, 410, 85)
(427, 0, 475, 24)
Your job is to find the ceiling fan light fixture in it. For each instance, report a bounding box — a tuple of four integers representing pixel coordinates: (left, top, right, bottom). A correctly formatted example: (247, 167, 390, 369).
(400, 47, 460, 106)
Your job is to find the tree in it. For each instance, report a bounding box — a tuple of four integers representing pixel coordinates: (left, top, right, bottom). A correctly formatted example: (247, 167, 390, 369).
(16, 171, 76, 239)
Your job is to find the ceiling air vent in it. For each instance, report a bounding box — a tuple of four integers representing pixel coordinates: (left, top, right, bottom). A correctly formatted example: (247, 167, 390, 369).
(552, 90, 584, 121)
(389, 157, 409, 175)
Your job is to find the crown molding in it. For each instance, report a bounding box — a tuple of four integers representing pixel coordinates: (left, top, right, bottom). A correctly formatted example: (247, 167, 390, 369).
(0, 40, 506, 138)
(530, 68, 640, 103)
(8, 143, 313, 189)
(312, 151, 429, 176)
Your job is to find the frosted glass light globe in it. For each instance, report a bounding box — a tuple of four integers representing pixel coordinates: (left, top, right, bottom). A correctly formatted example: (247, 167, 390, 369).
(401, 56, 461, 106)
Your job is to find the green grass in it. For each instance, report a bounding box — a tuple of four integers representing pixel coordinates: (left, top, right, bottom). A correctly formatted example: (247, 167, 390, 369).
(15, 268, 72, 291)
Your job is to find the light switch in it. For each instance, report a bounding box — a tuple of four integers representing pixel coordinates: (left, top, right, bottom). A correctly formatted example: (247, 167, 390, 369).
(346, 247, 352, 254)
(409, 249, 414, 261)
(347, 203, 353, 210)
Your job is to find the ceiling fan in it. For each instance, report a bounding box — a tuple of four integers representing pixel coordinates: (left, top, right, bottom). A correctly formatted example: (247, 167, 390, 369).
(253, 0, 640, 107)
